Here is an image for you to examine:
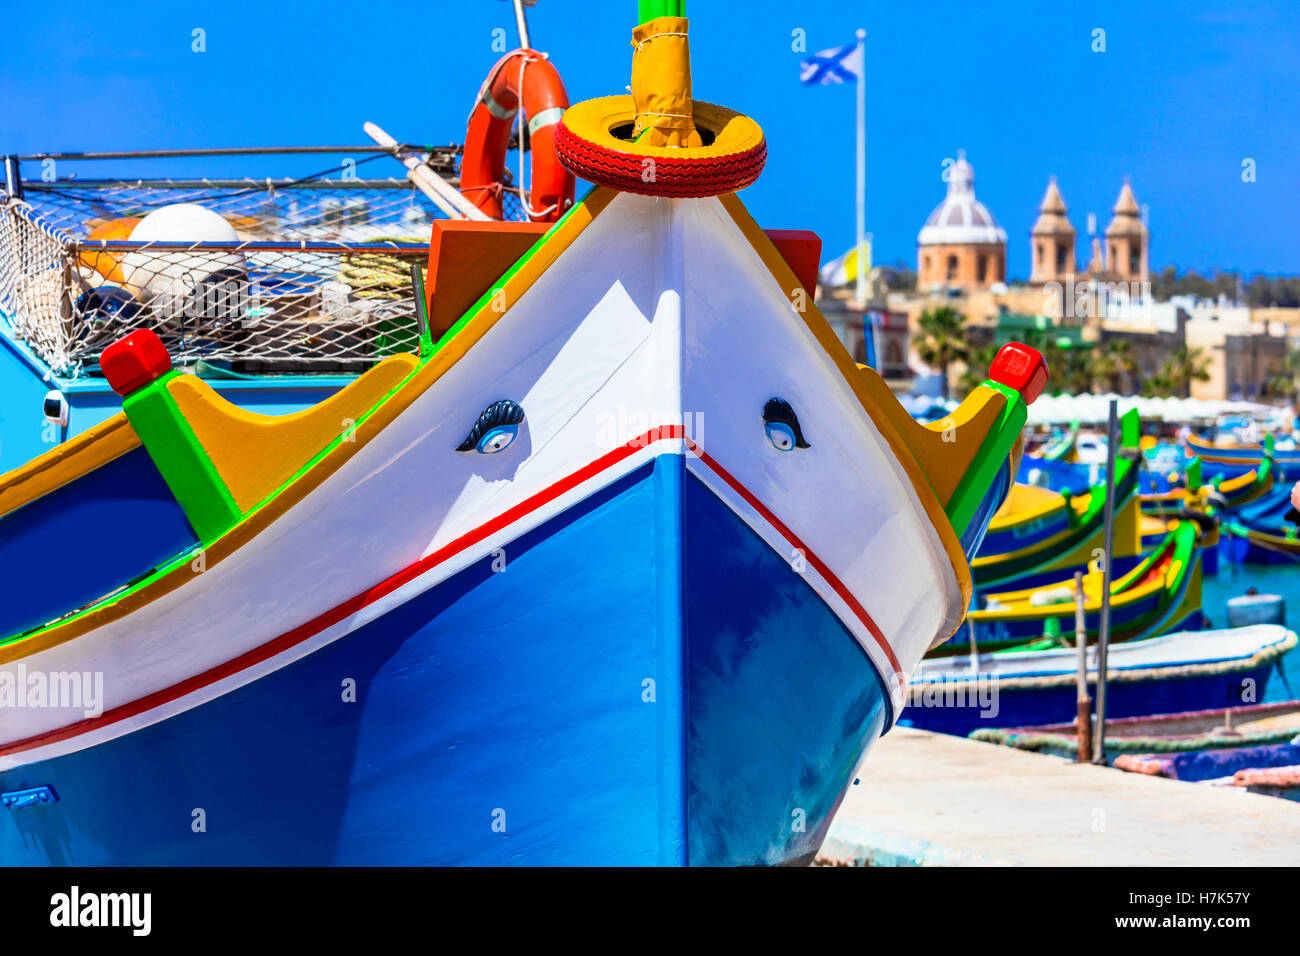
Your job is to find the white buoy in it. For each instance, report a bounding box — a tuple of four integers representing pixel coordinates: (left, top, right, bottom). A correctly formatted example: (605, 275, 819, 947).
(122, 204, 248, 325)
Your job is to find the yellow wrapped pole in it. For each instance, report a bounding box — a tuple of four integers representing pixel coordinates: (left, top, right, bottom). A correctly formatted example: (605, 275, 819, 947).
(630, 15, 702, 147)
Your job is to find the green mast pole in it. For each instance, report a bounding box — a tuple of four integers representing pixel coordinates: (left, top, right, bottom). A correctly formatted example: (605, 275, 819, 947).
(638, 1, 684, 23)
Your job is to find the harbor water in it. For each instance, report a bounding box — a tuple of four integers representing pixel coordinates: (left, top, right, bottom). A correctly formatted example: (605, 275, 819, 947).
(1202, 553, 1300, 703)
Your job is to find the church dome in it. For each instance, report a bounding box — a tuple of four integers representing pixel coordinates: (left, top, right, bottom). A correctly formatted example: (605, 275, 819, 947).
(917, 150, 1008, 246)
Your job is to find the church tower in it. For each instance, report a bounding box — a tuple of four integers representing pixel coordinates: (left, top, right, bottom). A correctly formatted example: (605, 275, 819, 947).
(1029, 176, 1076, 283)
(1104, 180, 1148, 283)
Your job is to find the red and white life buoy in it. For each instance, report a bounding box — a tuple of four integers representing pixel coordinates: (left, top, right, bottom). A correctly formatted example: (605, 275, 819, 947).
(460, 50, 575, 223)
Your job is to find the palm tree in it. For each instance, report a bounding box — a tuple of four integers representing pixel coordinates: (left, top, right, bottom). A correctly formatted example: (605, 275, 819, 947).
(915, 306, 970, 398)
(1091, 339, 1138, 393)
(1162, 345, 1212, 398)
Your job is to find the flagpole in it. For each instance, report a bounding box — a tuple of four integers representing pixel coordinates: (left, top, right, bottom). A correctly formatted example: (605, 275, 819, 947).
(854, 27, 866, 309)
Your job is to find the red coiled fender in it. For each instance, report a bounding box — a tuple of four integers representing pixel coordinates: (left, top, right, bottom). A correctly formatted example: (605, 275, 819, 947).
(460, 50, 575, 223)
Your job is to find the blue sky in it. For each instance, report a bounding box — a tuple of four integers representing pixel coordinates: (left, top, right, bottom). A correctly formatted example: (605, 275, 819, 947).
(1, 0, 1295, 278)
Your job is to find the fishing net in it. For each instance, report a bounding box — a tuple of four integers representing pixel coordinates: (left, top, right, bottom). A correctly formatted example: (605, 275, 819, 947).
(0, 155, 533, 378)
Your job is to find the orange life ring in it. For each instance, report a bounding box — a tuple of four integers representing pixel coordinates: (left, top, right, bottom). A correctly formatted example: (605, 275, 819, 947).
(460, 50, 575, 223)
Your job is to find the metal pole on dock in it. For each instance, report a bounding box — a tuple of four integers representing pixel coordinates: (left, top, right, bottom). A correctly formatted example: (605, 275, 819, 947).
(1073, 570, 1092, 763)
(1091, 399, 1119, 764)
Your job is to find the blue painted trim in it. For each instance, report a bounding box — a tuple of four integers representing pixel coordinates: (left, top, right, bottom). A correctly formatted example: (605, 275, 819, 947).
(0, 446, 199, 640)
(653, 455, 688, 865)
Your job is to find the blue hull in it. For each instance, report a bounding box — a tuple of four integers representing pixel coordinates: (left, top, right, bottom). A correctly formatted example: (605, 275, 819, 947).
(0, 457, 889, 865)
(901, 648, 1269, 738)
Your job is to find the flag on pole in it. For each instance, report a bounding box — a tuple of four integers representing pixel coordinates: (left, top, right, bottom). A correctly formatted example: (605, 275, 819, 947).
(799, 42, 863, 85)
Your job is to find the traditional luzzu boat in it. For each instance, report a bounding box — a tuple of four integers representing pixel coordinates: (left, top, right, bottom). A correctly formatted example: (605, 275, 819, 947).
(1027, 426, 1077, 463)
(1140, 454, 1273, 518)
(1219, 483, 1300, 564)
(971, 409, 1142, 593)
(971, 699, 1300, 762)
(1186, 432, 1300, 481)
(902, 625, 1297, 737)
(937, 517, 1206, 656)
(0, 5, 1045, 865)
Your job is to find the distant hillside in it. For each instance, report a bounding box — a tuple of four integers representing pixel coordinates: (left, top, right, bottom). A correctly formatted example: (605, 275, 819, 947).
(1151, 267, 1300, 307)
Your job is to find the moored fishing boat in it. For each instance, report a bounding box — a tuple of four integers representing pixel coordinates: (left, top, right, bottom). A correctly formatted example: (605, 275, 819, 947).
(1029, 426, 1077, 463)
(1219, 482, 1300, 563)
(1186, 432, 1300, 481)
(971, 409, 1143, 592)
(940, 517, 1206, 655)
(0, 6, 1044, 865)
(902, 625, 1296, 737)
(1141, 454, 1274, 517)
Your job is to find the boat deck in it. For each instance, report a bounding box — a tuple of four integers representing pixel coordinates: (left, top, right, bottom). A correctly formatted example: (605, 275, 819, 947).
(820, 726, 1300, 866)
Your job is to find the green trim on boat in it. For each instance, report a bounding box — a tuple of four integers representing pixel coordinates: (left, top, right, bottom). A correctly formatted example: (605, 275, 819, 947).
(122, 371, 241, 543)
(1121, 407, 1140, 449)
(944, 380, 1026, 537)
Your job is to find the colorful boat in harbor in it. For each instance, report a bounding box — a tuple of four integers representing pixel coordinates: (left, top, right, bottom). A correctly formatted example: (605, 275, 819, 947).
(1141, 454, 1274, 517)
(1186, 432, 1300, 481)
(902, 625, 1296, 737)
(1218, 482, 1300, 564)
(1028, 426, 1077, 463)
(0, 6, 1045, 865)
(939, 517, 1206, 655)
(971, 409, 1143, 592)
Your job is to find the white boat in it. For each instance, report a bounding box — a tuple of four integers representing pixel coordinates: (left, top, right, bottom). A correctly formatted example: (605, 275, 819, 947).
(903, 625, 1298, 736)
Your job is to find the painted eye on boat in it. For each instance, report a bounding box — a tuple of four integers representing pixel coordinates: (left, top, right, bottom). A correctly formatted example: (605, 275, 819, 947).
(477, 425, 518, 454)
(762, 398, 809, 452)
(765, 422, 796, 451)
(458, 399, 525, 454)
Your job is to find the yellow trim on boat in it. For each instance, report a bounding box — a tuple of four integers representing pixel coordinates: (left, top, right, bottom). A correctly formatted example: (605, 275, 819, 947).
(166, 355, 419, 513)
(973, 495, 1142, 573)
(986, 482, 1071, 530)
(0, 413, 140, 519)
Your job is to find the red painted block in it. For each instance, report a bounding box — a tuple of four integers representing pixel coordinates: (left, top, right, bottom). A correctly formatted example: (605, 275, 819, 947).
(101, 329, 172, 396)
(765, 230, 822, 299)
(989, 342, 1049, 404)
